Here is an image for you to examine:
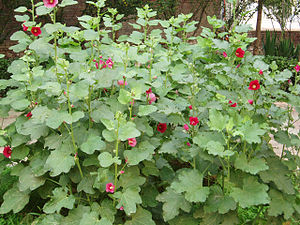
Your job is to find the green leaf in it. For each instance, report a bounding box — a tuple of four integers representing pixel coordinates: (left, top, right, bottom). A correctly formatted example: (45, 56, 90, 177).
(158, 139, 180, 155)
(91, 105, 114, 122)
(18, 166, 46, 191)
(0, 136, 7, 146)
(44, 23, 64, 34)
(268, 189, 295, 220)
(11, 133, 29, 147)
(61, 205, 91, 225)
(43, 187, 75, 214)
(98, 152, 114, 168)
(168, 215, 199, 225)
(118, 122, 141, 141)
(11, 145, 29, 160)
(156, 187, 191, 221)
(77, 174, 95, 194)
(0, 185, 29, 214)
(80, 212, 112, 225)
(118, 166, 146, 189)
(46, 110, 70, 129)
(69, 81, 89, 102)
(141, 184, 159, 208)
(259, 157, 295, 195)
(18, 119, 49, 140)
(83, 29, 99, 41)
(193, 131, 226, 147)
(208, 109, 228, 131)
(234, 153, 268, 175)
(45, 143, 75, 177)
(118, 89, 132, 105)
(36, 5, 53, 16)
(30, 150, 50, 176)
(204, 186, 236, 214)
(171, 169, 210, 203)
(123, 141, 155, 165)
(60, 0, 78, 7)
(98, 199, 116, 223)
(11, 99, 30, 111)
(81, 135, 106, 154)
(124, 207, 155, 225)
(72, 111, 85, 123)
(138, 105, 157, 116)
(230, 176, 269, 208)
(205, 141, 233, 157)
(142, 161, 159, 176)
(14, 6, 27, 12)
(37, 214, 63, 225)
(236, 122, 266, 144)
(114, 186, 142, 215)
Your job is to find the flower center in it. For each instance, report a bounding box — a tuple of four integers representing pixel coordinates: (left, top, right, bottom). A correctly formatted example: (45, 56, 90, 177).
(49, 0, 54, 3)
(109, 186, 113, 190)
(252, 85, 256, 89)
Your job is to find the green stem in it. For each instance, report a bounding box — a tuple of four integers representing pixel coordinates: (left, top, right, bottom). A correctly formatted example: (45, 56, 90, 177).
(113, 119, 121, 207)
(53, 8, 60, 83)
(31, 0, 35, 22)
(88, 85, 93, 129)
(252, 206, 264, 225)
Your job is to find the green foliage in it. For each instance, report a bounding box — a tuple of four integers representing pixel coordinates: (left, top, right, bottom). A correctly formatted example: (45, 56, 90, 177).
(0, 1, 299, 224)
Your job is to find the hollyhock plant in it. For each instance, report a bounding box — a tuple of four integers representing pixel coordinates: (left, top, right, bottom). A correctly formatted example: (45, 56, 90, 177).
(229, 100, 237, 107)
(3, 146, 12, 158)
(248, 99, 254, 105)
(157, 123, 167, 133)
(43, 0, 58, 8)
(248, 80, 260, 90)
(189, 117, 199, 126)
(106, 183, 115, 193)
(183, 124, 189, 131)
(31, 27, 41, 36)
(146, 88, 157, 104)
(235, 48, 245, 58)
(295, 64, 300, 72)
(128, 138, 137, 147)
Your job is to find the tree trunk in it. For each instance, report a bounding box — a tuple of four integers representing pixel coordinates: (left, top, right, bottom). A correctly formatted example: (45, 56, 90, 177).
(254, 0, 264, 55)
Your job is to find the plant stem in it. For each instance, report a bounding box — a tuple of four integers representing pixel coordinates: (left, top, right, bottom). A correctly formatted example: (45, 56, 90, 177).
(113, 118, 121, 207)
(31, 0, 35, 22)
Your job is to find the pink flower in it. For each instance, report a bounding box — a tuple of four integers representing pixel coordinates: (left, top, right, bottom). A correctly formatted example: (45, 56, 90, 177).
(189, 117, 199, 126)
(106, 57, 114, 68)
(229, 100, 237, 107)
(259, 70, 263, 75)
(248, 99, 253, 105)
(95, 62, 99, 69)
(22, 23, 28, 31)
(43, 0, 58, 8)
(188, 105, 192, 110)
(106, 183, 115, 193)
(117, 80, 128, 86)
(183, 124, 189, 131)
(223, 52, 227, 58)
(128, 138, 137, 147)
(236, 64, 241, 68)
(157, 123, 167, 133)
(120, 170, 124, 174)
(186, 142, 191, 147)
(147, 93, 156, 104)
(295, 64, 300, 72)
(3, 146, 12, 158)
(129, 99, 134, 106)
(153, 76, 157, 79)
(120, 206, 124, 211)
(31, 27, 41, 36)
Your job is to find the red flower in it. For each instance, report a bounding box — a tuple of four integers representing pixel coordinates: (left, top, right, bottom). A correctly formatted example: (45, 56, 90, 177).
(229, 100, 237, 107)
(31, 27, 41, 36)
(259, 70, 263, 75)
(248, 99, 253, 105)
(26, 112, 32, 119)
(146, 88, 152, 94)
(189, 117, 199, 126)
(235, 48, 245, 58)
(106, 183, 115, 193)
(3, 146, 12, 158)
(157, 123, 167, 133)
(248, 80, 260, 90)
(188, 105, 192, 110)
